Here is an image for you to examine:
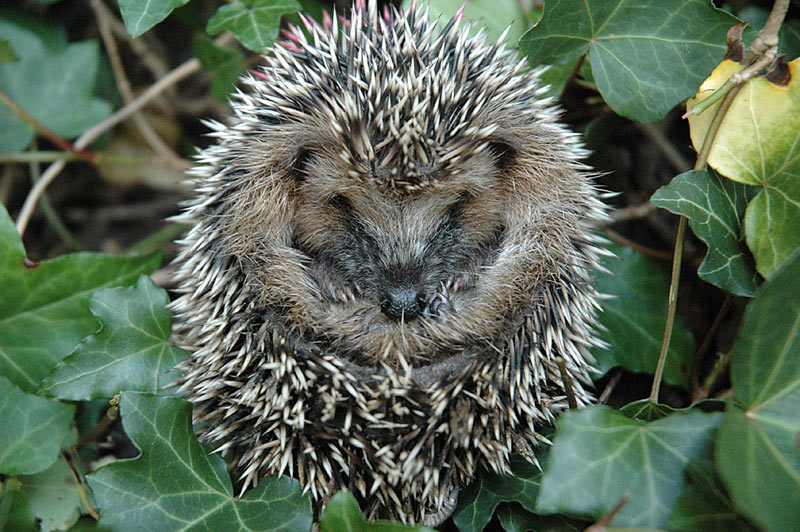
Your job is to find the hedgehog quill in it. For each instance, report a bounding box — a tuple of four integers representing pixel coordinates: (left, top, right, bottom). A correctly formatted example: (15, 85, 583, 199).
(172, 1, 608, 525)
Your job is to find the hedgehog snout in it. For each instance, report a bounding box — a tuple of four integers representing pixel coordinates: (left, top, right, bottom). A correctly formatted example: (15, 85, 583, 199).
(380, 284, 427, 321)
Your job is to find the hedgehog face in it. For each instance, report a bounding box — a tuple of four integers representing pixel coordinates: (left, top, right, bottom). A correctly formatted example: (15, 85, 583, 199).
(286, 141, 512, 364)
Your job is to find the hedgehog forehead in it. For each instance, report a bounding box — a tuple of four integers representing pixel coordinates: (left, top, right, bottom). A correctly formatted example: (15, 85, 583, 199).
(245, 5, 533, 193)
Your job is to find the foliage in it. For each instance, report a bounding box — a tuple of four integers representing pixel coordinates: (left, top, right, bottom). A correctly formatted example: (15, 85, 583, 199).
(0, 1, 798, 532)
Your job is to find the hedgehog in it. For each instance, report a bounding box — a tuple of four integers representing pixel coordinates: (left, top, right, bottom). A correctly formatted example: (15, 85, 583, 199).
(171, 0, 607, 526)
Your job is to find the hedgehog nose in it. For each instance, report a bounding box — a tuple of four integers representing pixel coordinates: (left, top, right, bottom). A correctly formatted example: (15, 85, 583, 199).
(381, 286, 426, 321)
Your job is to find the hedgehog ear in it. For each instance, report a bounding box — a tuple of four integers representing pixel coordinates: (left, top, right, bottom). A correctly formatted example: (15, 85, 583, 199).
(287, 146, 314, 181)
(487, 140, 516, 173)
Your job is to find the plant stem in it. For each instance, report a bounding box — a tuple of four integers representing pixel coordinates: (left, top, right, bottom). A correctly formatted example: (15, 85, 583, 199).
(14, 32, 235, 237)
(28, 145, 83, 251)
(76, 404, 120, 449)
(0, 151, 80, 164)
(695, 353, 731, 403)
(0, 88, 96, 162)
(62, 451, 100, 520)
(555, 357, 579, 409)
(91, 0, 188, 169)
(14, 57, 201, 236)
(690, 294, 733, 399)
(650, 0, 789, 403)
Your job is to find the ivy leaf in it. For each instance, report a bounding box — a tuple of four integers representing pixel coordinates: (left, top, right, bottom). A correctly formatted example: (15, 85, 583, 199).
(618, 399, 676, 422)
(117, 0, 190, 38)
(536, 406, 722, 528)
(592, 245, 695, 386)
(87, 392, 313, 532)
(520, 0, 743, 122)
(402, 0, 530, 46)
(40, 276, 188, 400)
(0, 205, 160, 392)
(651, 169, 761, 297)
(716, 249, 800, 532)
(0, 378, 74, 476)
(668, 459, 757, 532)
(0, 38, 17, 63)
(452, 454, 542, 532)
(4, 453, 88, 532)
(207, 0, 301, 53)
(194, 35, 245, 102)
(0, 13, 112, 152)
(320, 491, 434, 532)
(687, 58, 800, 279)
(495, 503, 587, 532)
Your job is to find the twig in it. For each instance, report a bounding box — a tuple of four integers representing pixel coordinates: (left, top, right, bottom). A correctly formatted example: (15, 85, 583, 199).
(604, 228, 673, 261)
(0, 151, 81, 164)
(28, 142, 83, 251)
(597, 369, 622, 405)
(744, 0, 788, 64)
(650, 215, 689, 403)
(0, 166, 13, 205)
(561, 54, 587, 95)
(104, 3, 173, 93)
(91, 0, 187, 169)
(555, 357, 579, 409)
(651, 0, 788, 403)
(607, 201, 656, 223)
(715, 388, 734, 401)
(586, 496, 630, 531)
(690, 294, 733, 399)
(77, 404, 120, 449)
(651, 88, 740, 403)
(15, 56, 202, 236)
(0, 88, 96, 162)
(62, 451, 100, 520)
(694, 353, 730, 403)
(635, 122, 692, 173)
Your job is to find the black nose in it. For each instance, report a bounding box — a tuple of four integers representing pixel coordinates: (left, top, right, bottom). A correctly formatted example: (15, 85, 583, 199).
(380, 286, 426, 321)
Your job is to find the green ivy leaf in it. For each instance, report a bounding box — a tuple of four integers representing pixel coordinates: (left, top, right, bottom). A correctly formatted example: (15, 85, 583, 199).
(520, 0, 743, 122)
(207, 0, 301, 53)
(117, 0, 189, 38)
(618, 399, 677, 422)
(320, 491, 434, 532)
(592, 245, 695, 386)
(0, 377, 74, 476)
(0, 205, 160, 392)
(0, 37, 17, 63)
(0, 13, 112, 152)
(4, 453, 88, 532)
(744, 170, 800, 281)
(651, 169, 761, 297)
(687, 58, 800, 279)
(452, 454, 541, 532)
(87, 392, 313, 532)
(716, 249, 800, 532)
(194, 35, 245, 102)
(0, 477, 21, 531)
(402, 0, 530, 46)
(495, 502, 587, 532)
(536, 406, 722, 528)
(668, 459, 757, 532)
(40, 276, 188, 400)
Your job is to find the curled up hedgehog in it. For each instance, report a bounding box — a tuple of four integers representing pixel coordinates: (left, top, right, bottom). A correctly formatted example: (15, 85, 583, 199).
(171, 0, 608, 526)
